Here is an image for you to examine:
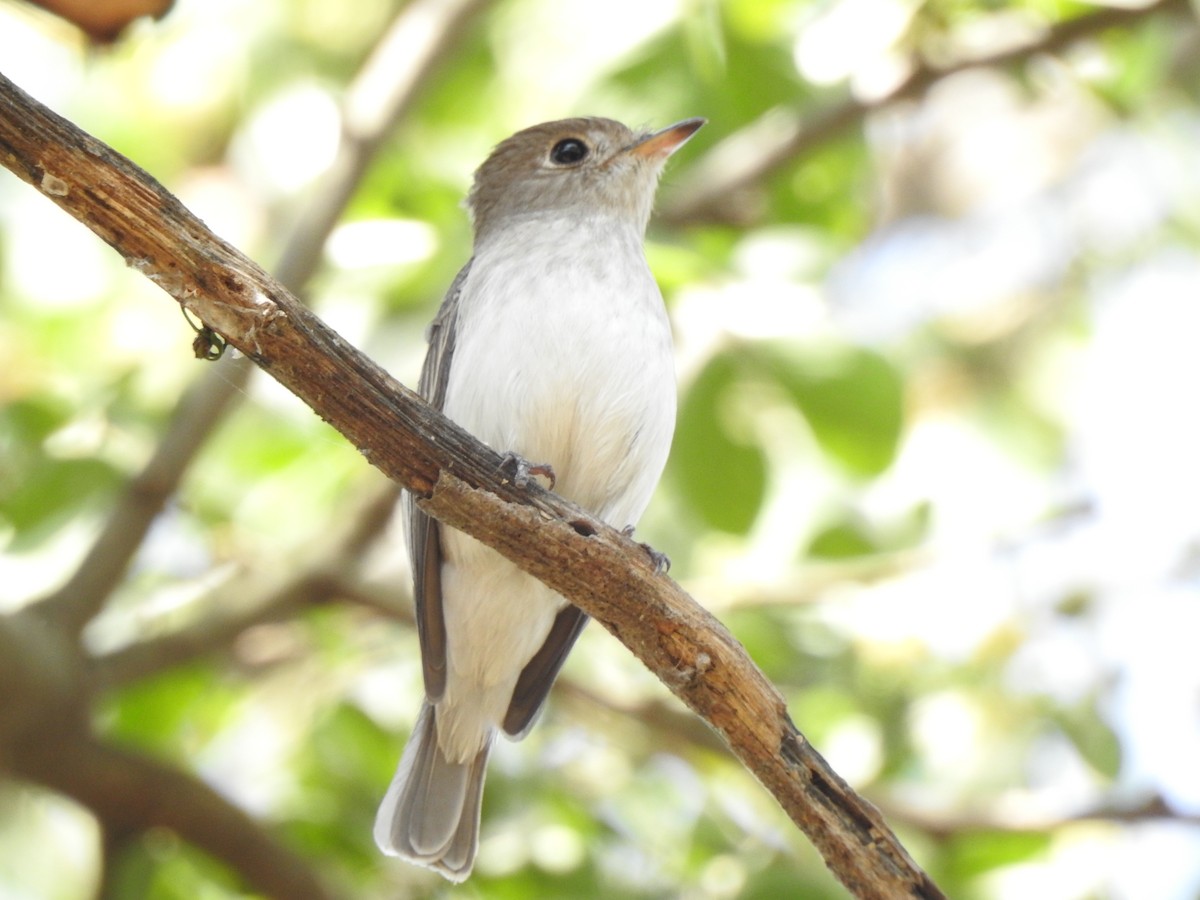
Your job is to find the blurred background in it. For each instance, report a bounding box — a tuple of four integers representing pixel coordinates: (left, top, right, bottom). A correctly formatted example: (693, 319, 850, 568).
(2, 0, 1199, 896)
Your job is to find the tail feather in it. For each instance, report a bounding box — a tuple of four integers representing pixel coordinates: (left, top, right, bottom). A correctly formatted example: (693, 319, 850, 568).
(374, 702, 491, 882)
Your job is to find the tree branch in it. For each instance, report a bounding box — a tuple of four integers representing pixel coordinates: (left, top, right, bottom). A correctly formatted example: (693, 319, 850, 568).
(0, 613, 333, 899)
(876, 794, 1200, 840)
(16, 736, 336, 900)
(29, 0, 494, 638)
(0, 71, 942, 898)
(660, 0, 1192, 225)
(271, 0, 493, 289)
(91, 479, 402, 690)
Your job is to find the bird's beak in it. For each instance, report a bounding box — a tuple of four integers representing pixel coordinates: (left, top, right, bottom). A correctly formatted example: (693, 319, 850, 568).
(625, 117, 706, 161)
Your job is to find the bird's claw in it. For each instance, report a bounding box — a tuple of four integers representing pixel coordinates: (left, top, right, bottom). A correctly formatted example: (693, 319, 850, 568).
(622, 525, 670, 574)
(500, 452, 556, 490)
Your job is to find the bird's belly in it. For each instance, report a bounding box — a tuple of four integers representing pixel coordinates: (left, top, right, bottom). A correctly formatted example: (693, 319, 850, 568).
(430, 243, 676, 754)
(444, 279, 675, 526)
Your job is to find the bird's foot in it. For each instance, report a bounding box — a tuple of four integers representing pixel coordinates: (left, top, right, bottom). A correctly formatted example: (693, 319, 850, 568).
(622, 525, 670, 574)
(499, 452, 556, 490)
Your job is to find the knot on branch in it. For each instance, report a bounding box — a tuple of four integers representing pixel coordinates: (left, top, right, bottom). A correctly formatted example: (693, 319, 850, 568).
(655, 622, 714, 688)
(40, 169, 69, 196)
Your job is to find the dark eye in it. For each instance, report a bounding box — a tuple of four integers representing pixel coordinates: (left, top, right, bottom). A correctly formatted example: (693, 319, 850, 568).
(549, 138, 589, 165)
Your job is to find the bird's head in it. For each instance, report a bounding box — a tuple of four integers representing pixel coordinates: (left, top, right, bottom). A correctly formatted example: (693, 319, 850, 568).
(467, 116, 704, 241)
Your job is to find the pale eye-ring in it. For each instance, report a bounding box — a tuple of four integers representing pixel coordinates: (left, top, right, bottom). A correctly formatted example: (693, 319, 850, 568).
(549, 138, 589, 166)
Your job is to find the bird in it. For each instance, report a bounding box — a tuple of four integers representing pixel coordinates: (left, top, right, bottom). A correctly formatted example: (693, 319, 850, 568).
(373, 115, 705, 881)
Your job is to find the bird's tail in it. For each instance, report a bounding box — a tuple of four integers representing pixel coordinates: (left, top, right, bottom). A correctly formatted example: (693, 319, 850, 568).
(374, 701, 491, 882)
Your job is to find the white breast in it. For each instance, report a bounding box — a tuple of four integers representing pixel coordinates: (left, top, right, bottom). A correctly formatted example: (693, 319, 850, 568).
(443, 213, 676, 527)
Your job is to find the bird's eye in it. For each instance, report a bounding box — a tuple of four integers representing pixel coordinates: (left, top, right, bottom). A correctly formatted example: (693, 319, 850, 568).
(549, 138, 589, 166)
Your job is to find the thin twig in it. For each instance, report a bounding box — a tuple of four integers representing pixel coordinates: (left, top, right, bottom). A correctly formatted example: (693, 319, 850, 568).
(661, 0, 1192, 225)
(876, 794, 1200, 841)
(92, 479, 402, 690)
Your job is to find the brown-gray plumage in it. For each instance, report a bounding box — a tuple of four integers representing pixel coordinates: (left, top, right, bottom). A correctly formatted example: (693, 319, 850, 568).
(375, 116, 703, 881)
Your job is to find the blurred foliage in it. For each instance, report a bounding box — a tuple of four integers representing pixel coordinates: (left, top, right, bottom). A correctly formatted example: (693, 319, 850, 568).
(3, 0, 1200, 897)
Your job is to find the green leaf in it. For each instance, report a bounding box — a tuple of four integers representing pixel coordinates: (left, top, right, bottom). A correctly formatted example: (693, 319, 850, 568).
(671, 353, 768, 535)
(757, 343, 904, 477)
(102, 664, 238, 752)
(807, 519, 877, 559)
(1055, 703, 1123, 780)
(682, 0, 727, 82)
(0, 456, 121, 542)
(723, 608, 804, 681)
(110, 832, 246, 900)
(944, 829, 1052, 881)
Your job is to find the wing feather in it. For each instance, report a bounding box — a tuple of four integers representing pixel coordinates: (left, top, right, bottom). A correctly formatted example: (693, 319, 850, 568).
(410, 261, 471, 700)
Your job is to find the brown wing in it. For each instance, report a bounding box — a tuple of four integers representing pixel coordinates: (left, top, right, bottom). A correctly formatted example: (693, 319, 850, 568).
(502, 605, 589, 737)
(414, 259, 589, 725)
(410, 261, 470, 701)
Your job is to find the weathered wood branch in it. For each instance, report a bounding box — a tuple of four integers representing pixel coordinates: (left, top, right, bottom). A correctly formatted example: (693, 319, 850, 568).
(0, 70, 944, 898)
